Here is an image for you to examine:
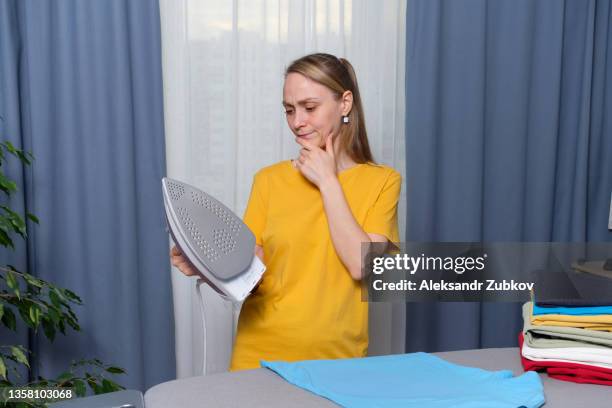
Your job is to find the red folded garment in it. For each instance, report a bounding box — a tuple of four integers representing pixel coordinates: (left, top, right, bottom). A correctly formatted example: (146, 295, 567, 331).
(548, 373, 612, 385)
(548, 368, 612, 385)
(518, 332, 612, 385)
(547, 366, 612, 379)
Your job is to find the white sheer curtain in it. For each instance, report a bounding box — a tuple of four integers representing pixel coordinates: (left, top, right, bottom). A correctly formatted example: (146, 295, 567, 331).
(160, 0, 406, 378)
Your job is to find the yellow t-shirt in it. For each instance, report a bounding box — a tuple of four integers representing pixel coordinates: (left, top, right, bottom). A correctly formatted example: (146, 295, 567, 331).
(530, 303, 612, 331)
(230, 160, 401, 371)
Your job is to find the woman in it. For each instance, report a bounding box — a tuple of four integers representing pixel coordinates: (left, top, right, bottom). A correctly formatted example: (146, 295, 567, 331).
(171, 53, 401, 371)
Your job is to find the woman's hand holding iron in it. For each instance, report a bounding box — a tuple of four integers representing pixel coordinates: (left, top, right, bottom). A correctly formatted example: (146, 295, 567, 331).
(170, 245, 204, 278)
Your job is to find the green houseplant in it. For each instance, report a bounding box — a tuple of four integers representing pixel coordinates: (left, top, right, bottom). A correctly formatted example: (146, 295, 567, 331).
(0, 140, 125, 407)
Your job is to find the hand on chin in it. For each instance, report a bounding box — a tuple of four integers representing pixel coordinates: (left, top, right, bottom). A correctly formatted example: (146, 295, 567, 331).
(293, 132, 337, 188)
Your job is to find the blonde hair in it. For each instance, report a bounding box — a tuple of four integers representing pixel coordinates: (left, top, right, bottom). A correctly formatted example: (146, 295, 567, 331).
(285, 53, 374, 163)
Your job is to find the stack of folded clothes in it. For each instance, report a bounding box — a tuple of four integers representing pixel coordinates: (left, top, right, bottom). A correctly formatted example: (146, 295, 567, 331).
(520, 301, 612, 385)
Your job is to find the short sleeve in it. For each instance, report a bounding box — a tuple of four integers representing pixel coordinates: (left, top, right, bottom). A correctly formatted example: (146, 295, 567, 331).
(243, 171, 268, 246)
(363, 170, 401, 244)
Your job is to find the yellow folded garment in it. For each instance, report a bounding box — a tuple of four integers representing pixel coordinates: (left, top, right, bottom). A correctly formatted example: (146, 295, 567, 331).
(530, 303, 612, 331)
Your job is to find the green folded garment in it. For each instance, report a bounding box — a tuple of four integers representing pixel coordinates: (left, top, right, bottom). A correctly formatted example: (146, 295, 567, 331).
(522, 302, 612, 349)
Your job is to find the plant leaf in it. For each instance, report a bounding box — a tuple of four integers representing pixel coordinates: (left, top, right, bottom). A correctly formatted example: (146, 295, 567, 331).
(22, 273, 44, 288)
(29, 304, 41, 326)
(3, 140, 16, 154)
(10, 346, 29, 368)
(101, 378, 116, 393)
(0, 205, 27, 237)
(26, 213, 39, 224)
(16, 151, 32, 165)
(0, 172, 17, 195)
(49, 289, 62, 308)
(42, 317, 56, 341)
(0, 228, 13, 248)
(6, 270, 18, 291)
(85, 373, 102, 394)
(56, 371, 73, 383)
(1, 307, 16, 330)
(6, 271, 20, 300)
(63, 288, 82, 304)
(67, 309, 78, 321)
(105, 366, 125, 374)
(73, 379, 86, 397)
(47, 307, 61, 324)
(65, 316, 80, 331)
(0, 356, 6, 380)
(18, 303, 34, 329)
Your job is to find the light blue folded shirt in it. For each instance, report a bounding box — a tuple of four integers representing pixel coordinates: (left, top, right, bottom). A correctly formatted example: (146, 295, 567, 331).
(262, 352, 544, 408)
(532, 303, 612, 316)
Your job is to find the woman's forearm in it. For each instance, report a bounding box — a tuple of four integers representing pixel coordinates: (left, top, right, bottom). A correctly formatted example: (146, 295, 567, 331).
(319, 176, 370, 280)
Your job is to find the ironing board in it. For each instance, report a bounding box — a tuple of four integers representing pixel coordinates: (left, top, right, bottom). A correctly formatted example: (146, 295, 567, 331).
(144, 347, 611, 407)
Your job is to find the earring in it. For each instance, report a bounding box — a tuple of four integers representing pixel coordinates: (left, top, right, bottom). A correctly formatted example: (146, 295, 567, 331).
(342, 115, 350, 124)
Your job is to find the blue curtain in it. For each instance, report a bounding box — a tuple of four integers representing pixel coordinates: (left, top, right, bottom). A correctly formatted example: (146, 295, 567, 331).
(0, 0, 31, 381)
(404, 0, 612, 352)
(0, 0, 174, 391)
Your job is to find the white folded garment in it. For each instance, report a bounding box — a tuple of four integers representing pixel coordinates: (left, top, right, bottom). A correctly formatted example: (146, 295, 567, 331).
(521, 340, 612, 369)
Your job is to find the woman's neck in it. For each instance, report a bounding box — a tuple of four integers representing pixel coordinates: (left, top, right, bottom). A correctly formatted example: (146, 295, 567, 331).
(335, 154, 358, 173)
